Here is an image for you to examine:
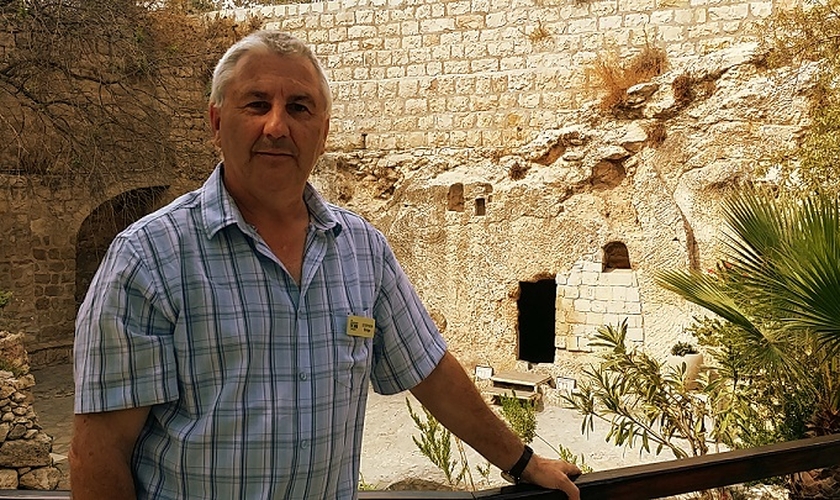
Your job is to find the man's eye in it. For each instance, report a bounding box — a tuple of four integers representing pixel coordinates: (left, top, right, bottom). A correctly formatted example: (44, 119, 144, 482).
(247, 101, 270, 111)
(288, 103, 310, 114)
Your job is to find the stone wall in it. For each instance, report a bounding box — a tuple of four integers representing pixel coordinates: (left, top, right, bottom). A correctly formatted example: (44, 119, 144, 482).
(0, 332, 61, 490)
(221, 0, 787, 152)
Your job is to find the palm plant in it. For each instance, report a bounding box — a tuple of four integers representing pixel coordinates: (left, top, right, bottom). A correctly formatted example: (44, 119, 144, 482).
(656, 188, 840, 498)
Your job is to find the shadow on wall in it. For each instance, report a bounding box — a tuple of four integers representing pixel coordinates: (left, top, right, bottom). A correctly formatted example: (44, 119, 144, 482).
(75, 186, 168, 308)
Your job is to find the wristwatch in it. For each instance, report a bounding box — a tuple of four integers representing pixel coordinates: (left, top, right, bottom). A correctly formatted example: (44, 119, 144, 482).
(501, 444, 533, 484)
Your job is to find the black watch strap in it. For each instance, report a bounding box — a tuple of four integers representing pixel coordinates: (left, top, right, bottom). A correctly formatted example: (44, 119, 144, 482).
(502, 444, 533, 484)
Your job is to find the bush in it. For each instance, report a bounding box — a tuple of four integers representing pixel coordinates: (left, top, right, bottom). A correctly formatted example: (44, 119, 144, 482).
(589, 43, 667, 113)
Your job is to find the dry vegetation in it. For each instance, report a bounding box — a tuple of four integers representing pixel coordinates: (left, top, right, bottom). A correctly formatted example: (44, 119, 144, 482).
(644, 121, 667, 147)
(760, 0, 840, 196)
(527, 22, 553, 44)
(0, 0, 259, 190)
(589, 44, 668, 113)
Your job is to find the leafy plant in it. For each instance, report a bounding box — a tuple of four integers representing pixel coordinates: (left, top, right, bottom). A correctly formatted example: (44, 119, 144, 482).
(656, 188, 840, 496)
(499, 394, 537, 445)
(563, 320, 718, 459)
(670, 341, 699, 356)
(556, 443, 593, 474)
(406, 398, 468, 488)
(357, 473, 377, 491)
(0, 291, 11, 309)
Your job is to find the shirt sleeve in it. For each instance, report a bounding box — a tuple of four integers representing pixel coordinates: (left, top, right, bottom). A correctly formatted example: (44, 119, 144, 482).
(369, 242, 447, 395)
(74, 235, 179, 414)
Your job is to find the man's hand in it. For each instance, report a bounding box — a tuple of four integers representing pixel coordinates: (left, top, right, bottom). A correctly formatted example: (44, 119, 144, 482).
(410, 352, 581, 500)
(521, 454, 582, 500)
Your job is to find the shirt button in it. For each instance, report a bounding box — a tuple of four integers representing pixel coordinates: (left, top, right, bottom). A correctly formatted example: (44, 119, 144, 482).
(299, 372, 308, 381)
(300, 439, 309, 449)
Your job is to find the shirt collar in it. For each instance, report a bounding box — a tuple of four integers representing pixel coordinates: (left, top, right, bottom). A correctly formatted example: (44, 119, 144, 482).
(200, 163, 342, 239)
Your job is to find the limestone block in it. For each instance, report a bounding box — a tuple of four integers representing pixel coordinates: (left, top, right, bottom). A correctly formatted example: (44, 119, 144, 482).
(594, 286, 612, 301)
(0, 333, 29, 373)
(619, 123, 648, 152)
(750, 1, 772, 17)
(0, 469, 17, 489)
(7, 424, 25, 440)
(590, 300, 606, 313)
(598, 145, 631, 162)
(603, 314, 621, 327)
(625, 315, 644, 328)
(562, 286, 580, 300)
(14, 374, 34, 392)
(586, 312, 603, 325)
(19, 466, 61, 490)
(627, 327, 645, 343)
(607, 301, 627, 314)
(554, 336, 568, 349)
(580, 272, 600, 285)
(600, 271, 635, 286)
(625, 302, 642, 314)
(610, 286, 627, 301)
(0, 436, 51, 467)
(708, 4, 749, 22)
(581, 261, 601, 273)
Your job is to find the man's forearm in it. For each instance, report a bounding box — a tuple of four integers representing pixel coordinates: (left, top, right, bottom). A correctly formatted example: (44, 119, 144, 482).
(70, 446, 137, 500)
(70, 409, 149, 500)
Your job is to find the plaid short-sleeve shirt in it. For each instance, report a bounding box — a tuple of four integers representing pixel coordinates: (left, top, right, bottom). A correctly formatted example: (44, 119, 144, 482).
(74, 164, 447, 499)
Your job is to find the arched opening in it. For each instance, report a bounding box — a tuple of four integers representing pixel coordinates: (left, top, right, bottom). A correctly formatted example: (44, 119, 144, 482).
(603, 241, 631, 271)
(516, 278, 556, 363)
(75, 186, 167, 308)
(447, 183, 464, 212)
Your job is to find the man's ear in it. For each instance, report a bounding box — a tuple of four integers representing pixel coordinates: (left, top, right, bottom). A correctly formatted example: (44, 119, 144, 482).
(319, 117, 330, 155)
(209, 104, 222, 148)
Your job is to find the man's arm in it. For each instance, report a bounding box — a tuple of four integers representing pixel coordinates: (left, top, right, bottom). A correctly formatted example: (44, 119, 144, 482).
(410, 352, 581, 500)
(69, 406, 151, 500)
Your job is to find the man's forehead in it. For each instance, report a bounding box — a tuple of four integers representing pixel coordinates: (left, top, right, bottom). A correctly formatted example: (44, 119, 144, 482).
(229, 53, 322, 99)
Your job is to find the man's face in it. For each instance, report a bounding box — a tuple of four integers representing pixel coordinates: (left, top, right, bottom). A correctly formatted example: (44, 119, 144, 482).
(209, 51, 330, 199)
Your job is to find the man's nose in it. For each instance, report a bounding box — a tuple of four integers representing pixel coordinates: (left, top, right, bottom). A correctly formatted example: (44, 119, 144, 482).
(264, 106, 290, 138)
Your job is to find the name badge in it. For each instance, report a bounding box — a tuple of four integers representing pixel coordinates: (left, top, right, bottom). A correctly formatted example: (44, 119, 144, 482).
(346, 315, 375, 338)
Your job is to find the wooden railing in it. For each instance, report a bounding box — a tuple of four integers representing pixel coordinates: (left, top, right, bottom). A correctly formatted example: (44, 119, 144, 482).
(1, 433, 838, 499)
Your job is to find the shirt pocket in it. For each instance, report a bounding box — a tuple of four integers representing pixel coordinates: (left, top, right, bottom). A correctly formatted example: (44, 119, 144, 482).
(331, 312, 372, 394)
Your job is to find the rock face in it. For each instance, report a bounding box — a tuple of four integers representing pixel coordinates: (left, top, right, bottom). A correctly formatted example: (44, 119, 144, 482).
(0, 332, 60, 490)
(310, 43, 816, 377)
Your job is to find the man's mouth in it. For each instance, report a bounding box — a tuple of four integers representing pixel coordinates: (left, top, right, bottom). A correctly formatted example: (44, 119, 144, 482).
(254, 151, 294, 156)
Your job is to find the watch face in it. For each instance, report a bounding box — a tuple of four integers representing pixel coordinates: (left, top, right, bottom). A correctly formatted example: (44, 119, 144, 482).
(501, 471, 517, 484)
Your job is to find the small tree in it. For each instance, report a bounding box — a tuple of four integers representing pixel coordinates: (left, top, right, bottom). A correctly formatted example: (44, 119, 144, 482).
(563, 320, 717, 460)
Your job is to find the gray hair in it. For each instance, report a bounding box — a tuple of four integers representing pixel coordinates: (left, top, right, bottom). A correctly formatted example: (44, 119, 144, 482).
(209, 30, 332, 115)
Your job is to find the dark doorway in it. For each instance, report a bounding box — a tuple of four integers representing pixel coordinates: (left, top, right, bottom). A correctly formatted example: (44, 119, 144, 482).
(75, 186, 167, 308)
(517, 279, 556, 363)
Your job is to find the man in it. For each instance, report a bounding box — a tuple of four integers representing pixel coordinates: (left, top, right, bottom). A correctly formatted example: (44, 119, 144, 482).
(70, 30, 581, 499)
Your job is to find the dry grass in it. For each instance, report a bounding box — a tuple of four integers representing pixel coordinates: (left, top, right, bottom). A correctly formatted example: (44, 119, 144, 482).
(528, 22, 553, 44)
(644, 121, 668, 147)
(509, 162, 530, 180)
(672, 73, 695, 105)
(590, 45, 668, 112)
(672, 73, 717, 107)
